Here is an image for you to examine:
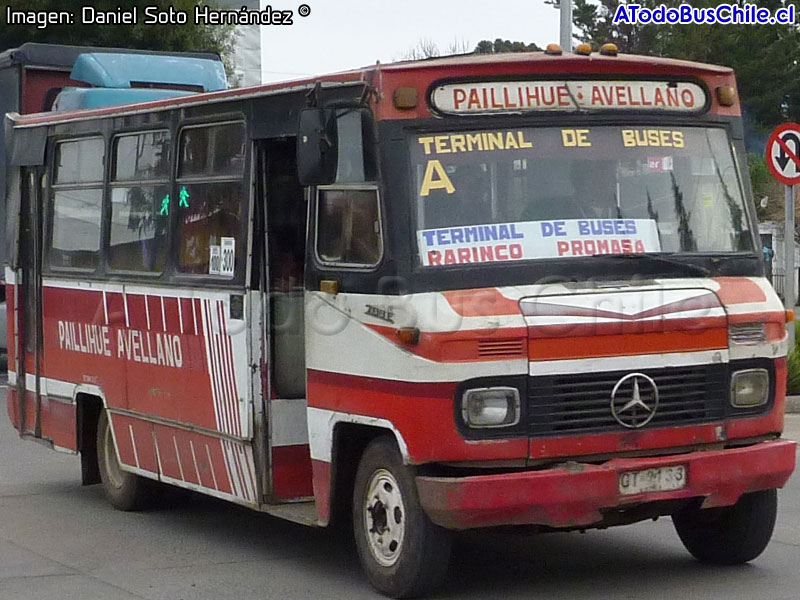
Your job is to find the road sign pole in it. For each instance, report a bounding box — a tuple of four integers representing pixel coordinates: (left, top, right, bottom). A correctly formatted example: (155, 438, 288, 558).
(786, 184, 795, 349)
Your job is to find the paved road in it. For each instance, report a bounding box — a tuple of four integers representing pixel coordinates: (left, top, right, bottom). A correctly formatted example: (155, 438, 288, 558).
(1, 387, 799, 600)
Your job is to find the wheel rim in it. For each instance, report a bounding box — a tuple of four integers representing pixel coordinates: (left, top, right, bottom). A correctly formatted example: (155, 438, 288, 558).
(363, 468, 406, 567)
(102, 420, 125, 490)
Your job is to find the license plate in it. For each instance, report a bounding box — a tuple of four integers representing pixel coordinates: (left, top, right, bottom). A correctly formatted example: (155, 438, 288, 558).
(618, 465, 686, 496)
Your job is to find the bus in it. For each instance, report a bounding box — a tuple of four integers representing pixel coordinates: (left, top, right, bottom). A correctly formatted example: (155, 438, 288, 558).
(4, 44, 797, 598)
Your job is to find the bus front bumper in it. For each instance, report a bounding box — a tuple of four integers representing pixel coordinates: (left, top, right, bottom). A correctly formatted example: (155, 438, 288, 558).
(415, 439, 796, 530)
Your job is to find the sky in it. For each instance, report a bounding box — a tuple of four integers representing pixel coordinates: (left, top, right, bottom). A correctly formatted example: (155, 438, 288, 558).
(259, 0, 560, 83)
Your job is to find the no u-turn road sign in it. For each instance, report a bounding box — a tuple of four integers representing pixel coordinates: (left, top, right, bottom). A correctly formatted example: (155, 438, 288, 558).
(766, 122, 800, 185)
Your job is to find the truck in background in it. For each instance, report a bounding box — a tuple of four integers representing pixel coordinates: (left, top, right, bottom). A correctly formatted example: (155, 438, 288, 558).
(0, 43, 227, 350)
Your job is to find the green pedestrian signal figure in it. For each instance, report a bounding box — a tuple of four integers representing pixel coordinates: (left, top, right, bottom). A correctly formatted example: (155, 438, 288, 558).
(159, 194, 170, 216)
(179, 186, 190, 208)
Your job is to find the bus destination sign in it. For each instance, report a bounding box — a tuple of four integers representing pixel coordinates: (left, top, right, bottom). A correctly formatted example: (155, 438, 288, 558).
(430, 80, 707, 115)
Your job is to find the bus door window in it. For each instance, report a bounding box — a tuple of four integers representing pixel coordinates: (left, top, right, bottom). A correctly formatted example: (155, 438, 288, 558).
(176, 122, 246, 277)
(272, 225, 303, 292)
(265, 140, 305, 293)
(108, 131, 171, 273)
(316, 188, 382, 267)
(313, 108, 381, 267)
(262, 139, 306, 399)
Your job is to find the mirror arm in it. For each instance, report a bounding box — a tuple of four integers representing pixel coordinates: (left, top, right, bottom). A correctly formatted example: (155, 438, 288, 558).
(305, 81, 323, 108)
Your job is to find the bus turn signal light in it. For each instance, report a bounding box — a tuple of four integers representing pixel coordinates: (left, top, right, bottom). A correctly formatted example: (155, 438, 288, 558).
(716, 86, 737, 106)
(575, 43, 592, 56)
(600, 43, 618, 56)
(320, 280, 339, 294)
(545, 43, 563, 56)
(787, 309, 795, 323)
(396, 327, 420, 345)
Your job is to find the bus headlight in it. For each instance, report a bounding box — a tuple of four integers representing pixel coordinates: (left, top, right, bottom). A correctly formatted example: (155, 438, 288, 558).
(730, 369, 769, 408)
(461, 387, 520, 428)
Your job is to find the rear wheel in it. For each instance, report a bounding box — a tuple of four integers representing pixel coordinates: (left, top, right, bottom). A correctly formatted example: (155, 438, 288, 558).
(96, 409, 156, 511)
(673, 489, 778, 565)
(353, 436, 451, 598)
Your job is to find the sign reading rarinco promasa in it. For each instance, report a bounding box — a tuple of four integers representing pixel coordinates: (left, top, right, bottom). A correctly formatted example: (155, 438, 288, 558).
(430, 80, 707, 115)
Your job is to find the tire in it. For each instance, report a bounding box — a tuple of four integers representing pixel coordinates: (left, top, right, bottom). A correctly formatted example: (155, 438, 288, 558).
(672, 489, 778, 565)
(352, 436, 451, 598)
(96, 409, 156, 511)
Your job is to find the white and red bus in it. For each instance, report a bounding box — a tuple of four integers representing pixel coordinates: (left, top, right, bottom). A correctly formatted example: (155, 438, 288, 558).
(5, 45, 797, 597)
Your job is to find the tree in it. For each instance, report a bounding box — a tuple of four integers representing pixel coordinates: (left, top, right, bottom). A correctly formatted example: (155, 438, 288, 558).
(402, 37, 472, 61)
(0, 0, 235, 65)
(402, 37, 442, 60)
(474, 39, 541, 54)
(401, 37, 539, 61)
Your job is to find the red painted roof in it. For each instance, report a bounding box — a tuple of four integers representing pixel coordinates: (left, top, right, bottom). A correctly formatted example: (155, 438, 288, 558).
(375, 51, 732, 74)
(10, 51, 734, 128)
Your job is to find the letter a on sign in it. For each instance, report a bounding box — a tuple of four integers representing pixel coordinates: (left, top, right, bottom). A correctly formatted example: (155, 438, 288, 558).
(420, 160, 456, 196)
(766, 123, 800, 186)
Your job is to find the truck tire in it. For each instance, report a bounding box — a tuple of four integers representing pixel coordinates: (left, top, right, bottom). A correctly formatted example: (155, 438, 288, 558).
(96, 409, 155, 511)
(352, 436, 451, 598)
(672, 489, 777, 565)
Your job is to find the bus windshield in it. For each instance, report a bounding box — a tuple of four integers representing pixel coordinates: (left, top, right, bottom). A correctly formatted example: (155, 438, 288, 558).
(410, 126, 754, 267)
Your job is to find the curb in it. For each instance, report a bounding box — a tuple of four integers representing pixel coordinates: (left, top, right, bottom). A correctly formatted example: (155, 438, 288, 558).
(787, 396, 800, 414)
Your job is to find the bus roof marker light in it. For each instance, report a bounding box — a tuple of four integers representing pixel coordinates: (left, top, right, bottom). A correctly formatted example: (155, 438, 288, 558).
(716, 86, 737, 107)
(544, 44, 563, 56)
(575, 43, 592, 56)
(600, 43, 618, 56)
(393, 87, 418, 110)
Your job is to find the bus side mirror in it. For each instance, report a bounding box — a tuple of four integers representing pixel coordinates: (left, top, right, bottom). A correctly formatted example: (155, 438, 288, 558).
(297, 108, 338, 186)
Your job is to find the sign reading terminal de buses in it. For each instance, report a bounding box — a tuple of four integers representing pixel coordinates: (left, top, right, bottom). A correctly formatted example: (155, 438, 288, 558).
(430, 80, 708, 115)
(418, 219, 661, 266)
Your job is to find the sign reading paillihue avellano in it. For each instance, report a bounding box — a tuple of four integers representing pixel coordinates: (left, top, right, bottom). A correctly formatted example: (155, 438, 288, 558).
(430, 80, 707, 115)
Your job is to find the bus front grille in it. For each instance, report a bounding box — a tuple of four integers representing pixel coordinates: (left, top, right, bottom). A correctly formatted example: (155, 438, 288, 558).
(527, 364, 729, 436)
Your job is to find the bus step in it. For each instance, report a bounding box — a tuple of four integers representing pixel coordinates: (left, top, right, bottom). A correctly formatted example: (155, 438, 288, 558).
(263, 501, 321, 527)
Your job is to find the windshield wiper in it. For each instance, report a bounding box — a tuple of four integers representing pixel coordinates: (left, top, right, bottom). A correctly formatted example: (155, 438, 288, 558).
(599, 252, 711, 276)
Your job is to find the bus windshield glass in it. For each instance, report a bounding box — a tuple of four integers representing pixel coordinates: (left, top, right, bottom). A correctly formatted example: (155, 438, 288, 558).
(410, 126, 753, 267)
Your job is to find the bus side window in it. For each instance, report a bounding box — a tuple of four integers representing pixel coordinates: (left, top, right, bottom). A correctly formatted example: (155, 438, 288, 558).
(316, 188, 382, 267)
(176, 122, 246, 276)
(48, 137, 105, 271)
(108, 131, 171, 273)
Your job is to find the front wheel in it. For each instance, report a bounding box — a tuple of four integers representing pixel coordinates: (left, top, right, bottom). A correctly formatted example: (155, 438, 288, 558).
(353, 436, 451, 598)
(96, 409, 156, 511)
(672, 489, 778, 565)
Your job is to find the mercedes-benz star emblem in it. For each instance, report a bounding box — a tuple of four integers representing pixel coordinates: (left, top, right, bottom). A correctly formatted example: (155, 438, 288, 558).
(610, 373, 659, 429)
